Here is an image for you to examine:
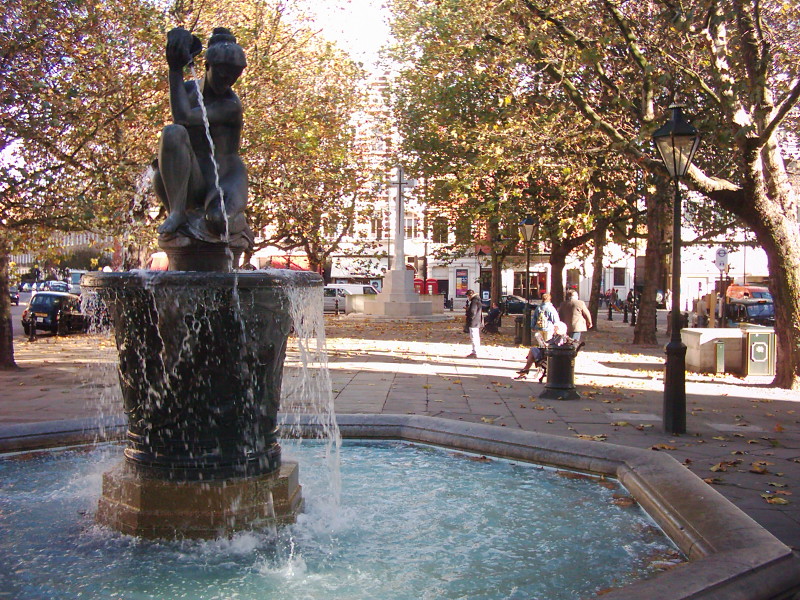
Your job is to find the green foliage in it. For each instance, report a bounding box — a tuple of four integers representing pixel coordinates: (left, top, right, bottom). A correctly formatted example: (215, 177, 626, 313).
(387, 0, 639, 260)
(0, 0, 166, 256)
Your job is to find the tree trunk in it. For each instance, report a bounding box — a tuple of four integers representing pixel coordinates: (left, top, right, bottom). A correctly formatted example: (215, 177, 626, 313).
(0, 243, 18, 370)
(633, 177, 669, 345)
(736, 142, 800, 389)
(588, 224, 606, 329)
(490, 252, 503, 305)
(549, 241, 568, 306)
(488, 221, 503, 305)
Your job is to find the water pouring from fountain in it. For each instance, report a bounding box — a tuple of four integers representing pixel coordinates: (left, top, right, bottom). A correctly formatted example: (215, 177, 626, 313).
(81, 26, 323, 539)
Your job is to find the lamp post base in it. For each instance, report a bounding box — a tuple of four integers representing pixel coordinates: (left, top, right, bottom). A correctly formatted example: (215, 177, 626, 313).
(663, 339, 687, 434)
(522, 305, 532, 347)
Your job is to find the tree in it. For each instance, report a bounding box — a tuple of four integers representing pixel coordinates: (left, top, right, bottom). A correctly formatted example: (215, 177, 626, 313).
(0, 0, 165, 368)
(388, 0, 641, 308)
(494, 0, 800, 387)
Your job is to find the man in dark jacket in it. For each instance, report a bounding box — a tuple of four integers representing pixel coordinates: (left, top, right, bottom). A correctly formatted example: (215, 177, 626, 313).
(464, 289, 483, 357)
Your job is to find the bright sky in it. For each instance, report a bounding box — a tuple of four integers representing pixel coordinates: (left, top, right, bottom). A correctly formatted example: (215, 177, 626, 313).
(308, 0, 392, 68)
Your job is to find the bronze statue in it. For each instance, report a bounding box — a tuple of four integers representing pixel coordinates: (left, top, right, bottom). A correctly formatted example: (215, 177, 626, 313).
(153, 27, 253, 269)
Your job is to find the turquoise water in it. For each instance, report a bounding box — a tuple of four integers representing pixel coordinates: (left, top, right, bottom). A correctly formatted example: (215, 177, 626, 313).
(0, 441, 680, 599)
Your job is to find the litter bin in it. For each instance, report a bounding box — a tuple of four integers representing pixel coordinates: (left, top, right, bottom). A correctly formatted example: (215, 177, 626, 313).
(743, 328, 776, 376)
(539, 345, 580, 400)
(514, 316, 524, 345)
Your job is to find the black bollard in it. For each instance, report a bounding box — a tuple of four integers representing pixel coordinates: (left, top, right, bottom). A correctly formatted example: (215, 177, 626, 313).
(623, 303, 629, 323)
(539, 345, 580, 400)
(608, 304, 613, 321)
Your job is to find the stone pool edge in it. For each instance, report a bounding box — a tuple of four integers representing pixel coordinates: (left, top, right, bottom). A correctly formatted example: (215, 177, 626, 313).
(2, 413, 799, 600)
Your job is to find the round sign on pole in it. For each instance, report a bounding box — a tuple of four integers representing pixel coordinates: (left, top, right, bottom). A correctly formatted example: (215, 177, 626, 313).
(714, 247, 729, 271)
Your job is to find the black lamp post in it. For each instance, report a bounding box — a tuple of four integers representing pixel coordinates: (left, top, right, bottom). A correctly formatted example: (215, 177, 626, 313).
(519, 216, 535, 347)
(652, 104, 701, 434)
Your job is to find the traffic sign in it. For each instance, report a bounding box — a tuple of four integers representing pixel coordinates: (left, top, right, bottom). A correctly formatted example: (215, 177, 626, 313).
(714, 247, 729, 271)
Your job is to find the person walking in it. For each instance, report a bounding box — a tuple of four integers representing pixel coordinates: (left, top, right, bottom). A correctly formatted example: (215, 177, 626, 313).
(531, 293, 559, 346)
(558, 289, 592, 341)
(463, 289, 483, 358)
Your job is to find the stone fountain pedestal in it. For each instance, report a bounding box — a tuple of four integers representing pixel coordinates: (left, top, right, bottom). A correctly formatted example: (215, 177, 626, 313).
(83, 269, 321, 539)
(96, 461, 302, 539)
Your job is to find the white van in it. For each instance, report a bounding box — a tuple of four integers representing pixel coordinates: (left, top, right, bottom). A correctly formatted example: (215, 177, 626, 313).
(323, 284, 379, 313)
(68, 270, 88, 295)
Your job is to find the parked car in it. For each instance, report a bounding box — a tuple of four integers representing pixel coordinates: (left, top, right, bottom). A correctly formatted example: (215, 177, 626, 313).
(21, 291, 88, 335)
(42, 280, 70, 293)
(724, 298, 775, 327)
(726, 284, 772, 301)
(323, 283, 379, 313)
(481, 294, 531, 314)
(9, 289, 19, 305)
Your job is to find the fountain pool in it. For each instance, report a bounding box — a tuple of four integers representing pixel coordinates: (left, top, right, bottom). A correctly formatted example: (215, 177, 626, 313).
(1, 415, 799, 599)
(1, 439, 679, 600)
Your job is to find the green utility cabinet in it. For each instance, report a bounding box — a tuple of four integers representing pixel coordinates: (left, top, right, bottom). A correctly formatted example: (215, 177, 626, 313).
(742, 328, 776, 376)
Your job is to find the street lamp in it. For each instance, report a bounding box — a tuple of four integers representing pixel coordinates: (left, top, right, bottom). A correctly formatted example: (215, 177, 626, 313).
(519, 216, 535, 347)
(652, 104, 701, 434)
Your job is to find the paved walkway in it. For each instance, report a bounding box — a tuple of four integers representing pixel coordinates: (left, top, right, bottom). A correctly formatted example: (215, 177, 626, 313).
(1, 311, 799, 551)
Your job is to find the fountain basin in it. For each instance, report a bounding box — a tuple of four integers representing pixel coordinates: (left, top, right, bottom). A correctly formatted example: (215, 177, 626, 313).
(80, 270, 322, 538)
(1, 414, 799, 599)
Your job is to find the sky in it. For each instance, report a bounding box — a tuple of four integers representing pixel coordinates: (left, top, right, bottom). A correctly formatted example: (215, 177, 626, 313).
(307, 0, 392, 68)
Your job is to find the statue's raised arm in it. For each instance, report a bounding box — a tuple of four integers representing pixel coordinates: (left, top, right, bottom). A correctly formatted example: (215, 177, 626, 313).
(152, 27, 252, 272)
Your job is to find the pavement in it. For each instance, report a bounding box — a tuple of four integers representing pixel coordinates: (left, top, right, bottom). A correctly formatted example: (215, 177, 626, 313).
(2, 309, 799, 552)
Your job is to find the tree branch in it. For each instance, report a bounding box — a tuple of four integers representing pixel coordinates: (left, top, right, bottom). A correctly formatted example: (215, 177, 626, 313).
(602, 0, 655, 121)
(762, 78, 800, 144)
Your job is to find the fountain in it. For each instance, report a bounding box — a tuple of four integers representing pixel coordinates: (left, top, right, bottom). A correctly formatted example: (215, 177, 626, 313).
(81, 26, 322, 539)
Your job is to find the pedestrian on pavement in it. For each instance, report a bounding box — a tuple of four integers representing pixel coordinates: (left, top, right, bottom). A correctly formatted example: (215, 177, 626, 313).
(463, 289, 483, 358)
(558, 289, 592, 341)
(531, 293, 559, 346)
(483, 302, 501, 334)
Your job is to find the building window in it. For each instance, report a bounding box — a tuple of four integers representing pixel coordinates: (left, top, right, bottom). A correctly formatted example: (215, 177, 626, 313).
(613, 267, 626, 287)
(431, 217, 449, 243)
(370, 216, 383, 240)
(405, 217, 420, 239)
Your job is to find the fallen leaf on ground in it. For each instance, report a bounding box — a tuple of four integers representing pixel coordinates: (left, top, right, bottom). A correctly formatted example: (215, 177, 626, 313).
(761, 494, 790, 505)
(651, 444, 676, 451)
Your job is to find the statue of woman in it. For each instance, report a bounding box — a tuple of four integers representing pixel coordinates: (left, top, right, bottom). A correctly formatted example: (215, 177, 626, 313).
(153, 27, 252, 253)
